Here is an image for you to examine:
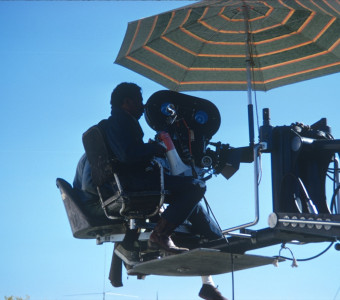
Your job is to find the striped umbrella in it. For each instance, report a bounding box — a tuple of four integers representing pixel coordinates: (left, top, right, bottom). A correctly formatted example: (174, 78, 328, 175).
(115, 0, 340, 92)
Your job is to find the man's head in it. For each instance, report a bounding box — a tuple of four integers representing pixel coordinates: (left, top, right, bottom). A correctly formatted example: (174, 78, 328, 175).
(110, 82, 144, 120)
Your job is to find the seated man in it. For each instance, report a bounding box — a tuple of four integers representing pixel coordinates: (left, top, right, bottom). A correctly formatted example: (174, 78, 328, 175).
(73, 82, 228, 300)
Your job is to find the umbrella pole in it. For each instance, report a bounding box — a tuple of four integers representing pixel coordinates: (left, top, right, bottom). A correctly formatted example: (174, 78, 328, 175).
(243, 2, 255, 146)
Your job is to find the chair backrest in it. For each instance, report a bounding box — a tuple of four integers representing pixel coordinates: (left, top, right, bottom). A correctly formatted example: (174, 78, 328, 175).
(82, 124, 116, 187)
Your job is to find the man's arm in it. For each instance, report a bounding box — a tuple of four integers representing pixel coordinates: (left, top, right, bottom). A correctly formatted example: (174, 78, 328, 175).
(105, 112, 165, 164)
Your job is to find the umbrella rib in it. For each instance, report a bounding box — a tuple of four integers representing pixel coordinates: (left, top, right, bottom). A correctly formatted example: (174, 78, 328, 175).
(126, 55, 181, 85)
(264, 61, 340, 84)
(296, 0, 334, 16)
(172, 6, 219, 90)
(321, 0, 340, 15)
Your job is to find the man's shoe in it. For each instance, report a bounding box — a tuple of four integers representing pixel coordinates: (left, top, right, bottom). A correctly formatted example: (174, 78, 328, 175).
(148, 218, 189, 254)
(114, 244, 140, 266)
(199, 284, 228, 300)
(148, 231, 188, 254)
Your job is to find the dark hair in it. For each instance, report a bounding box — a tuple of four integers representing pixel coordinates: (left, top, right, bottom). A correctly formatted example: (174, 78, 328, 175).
(110, 82, 142, 108)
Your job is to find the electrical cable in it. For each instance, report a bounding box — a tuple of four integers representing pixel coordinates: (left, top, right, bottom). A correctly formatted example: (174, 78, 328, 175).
(330, 185, 340, 213)
(333, 285, 340, 300)
(202, 195, 235, 300)
(276, 242, 334, 262)
(257, 152, 263, 185)
(327, 173, 335, 181)
(103, 243, 107, 300)
(202, 194, 225, 235)
(230, 253, 235, 300)
(329, 155, 340, 213)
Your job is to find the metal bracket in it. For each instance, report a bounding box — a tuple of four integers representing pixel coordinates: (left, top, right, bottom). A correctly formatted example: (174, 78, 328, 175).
(96, 232, 151, 245)
(222, 143, 266, 237)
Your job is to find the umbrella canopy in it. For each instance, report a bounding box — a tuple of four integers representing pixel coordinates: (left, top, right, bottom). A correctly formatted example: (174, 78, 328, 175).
(115, 0, 340, 91)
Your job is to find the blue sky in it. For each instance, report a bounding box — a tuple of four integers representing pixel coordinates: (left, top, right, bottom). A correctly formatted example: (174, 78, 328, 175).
(1, 1, 340, 300)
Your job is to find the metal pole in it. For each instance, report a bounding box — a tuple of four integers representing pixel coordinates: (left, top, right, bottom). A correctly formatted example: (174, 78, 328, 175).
(242, 2, 255, 146)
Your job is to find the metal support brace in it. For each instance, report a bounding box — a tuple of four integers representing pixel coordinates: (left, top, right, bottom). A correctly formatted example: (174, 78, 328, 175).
(96, 232, 151, 245)
(222, 143, 264, 237)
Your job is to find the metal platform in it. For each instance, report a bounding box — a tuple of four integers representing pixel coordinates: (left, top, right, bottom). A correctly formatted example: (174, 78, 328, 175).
(128, 248, 280, 276)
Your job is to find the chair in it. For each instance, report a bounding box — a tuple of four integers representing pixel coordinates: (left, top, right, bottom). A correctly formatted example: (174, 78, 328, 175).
(82, 124, 168, 221)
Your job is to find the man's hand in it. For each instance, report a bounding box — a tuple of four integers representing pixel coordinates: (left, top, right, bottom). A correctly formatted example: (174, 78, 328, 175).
(148, 139, 167, 157)
(154, 143, 167, 157)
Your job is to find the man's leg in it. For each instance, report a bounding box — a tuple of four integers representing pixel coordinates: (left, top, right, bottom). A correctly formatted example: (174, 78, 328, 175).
(115, 227, 141, 266)
(149, 175, 205, 253)
(161, 176, 206, 225)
